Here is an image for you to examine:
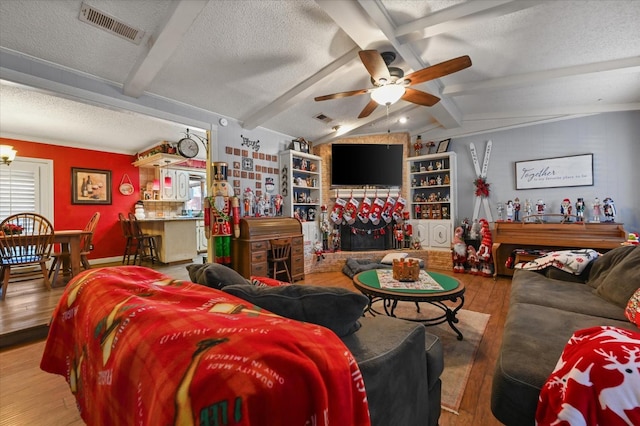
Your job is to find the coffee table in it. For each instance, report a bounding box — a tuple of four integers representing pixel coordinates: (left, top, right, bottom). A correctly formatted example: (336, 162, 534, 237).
(353, 269, 466, 340)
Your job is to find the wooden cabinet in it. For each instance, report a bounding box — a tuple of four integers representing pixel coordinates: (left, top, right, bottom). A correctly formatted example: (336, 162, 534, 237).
(232, 217, 304, 281)
(159, 169, 189, 201)
(407, 152, 457, 250)
(278, 150, 322, 222)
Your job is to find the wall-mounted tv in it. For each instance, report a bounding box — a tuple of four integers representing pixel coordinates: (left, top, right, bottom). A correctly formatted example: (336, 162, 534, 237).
(331, 143, 404, 187)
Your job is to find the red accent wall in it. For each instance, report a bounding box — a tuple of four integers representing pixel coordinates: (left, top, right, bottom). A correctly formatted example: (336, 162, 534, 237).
(2, 137, 140, 261)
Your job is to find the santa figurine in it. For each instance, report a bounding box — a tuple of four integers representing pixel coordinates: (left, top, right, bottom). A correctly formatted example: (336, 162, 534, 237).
(452, 226, 467, 273)
(560, 198, 573, 222)
(476, 219, 493, 277)
(314, 241, 325, 262)
(535, 199, 546, 222)
(204, 162, 240, 266)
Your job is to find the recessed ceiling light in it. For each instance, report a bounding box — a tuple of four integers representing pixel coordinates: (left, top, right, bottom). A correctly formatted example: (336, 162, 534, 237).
(398, 117, 408, 124)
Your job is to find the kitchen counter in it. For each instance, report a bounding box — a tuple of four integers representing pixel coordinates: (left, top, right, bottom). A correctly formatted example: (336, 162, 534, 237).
(138, 216, 203, 221)
(138, 219, 201, 263)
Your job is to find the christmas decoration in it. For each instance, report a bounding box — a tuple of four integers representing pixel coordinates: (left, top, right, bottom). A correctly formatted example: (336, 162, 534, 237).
(357, 196, 372, 224)
(474, 177, 490, 198)
(342, 196, 359, 225)
(391, 197, 407, 222)
(369, 197, 385, 225)
(380, 195, 396, 224)
(330, 197, 347, 224)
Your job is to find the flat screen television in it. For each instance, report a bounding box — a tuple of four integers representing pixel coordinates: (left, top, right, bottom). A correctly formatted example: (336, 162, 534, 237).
(331, 143, 404, 187)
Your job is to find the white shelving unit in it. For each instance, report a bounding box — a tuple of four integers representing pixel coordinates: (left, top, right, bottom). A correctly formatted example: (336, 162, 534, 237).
(407, 152, 457, 249)
(279, 150, 322, 252)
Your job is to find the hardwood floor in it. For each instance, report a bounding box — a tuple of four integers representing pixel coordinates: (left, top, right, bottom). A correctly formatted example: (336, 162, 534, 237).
(0, 262, 510, 425)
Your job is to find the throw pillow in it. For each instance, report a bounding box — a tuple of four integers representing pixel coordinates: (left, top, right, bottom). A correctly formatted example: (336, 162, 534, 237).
(380, 252, 409, 265)
(588, 245, 637, 289)
(250, 276, 291, 287)
(186, 263, 250, 289)
(625, 288, 640, 327)
(594, 246, 640, 308)
(222, 284, 369, 337)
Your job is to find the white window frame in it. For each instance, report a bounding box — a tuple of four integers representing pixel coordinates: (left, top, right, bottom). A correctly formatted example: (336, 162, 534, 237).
(0, 156, 54, 225)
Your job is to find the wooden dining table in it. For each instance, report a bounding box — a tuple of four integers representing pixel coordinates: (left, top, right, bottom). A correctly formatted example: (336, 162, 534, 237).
(53, 229, 92, 281)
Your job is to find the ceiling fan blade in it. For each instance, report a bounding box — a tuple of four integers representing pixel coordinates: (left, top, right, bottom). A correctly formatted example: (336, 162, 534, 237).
(404, 55, 472, 86)
(314, 89, 370, 101)
(359, 50, 391, 84)
(402, 88, 440, 107)
(358, 99, 379, 118)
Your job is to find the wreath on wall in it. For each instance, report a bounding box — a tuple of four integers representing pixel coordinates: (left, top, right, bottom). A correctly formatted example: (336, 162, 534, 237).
(474, 177, 490, 198)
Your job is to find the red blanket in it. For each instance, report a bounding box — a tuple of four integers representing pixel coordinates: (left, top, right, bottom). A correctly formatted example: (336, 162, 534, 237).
(536, 326, 640, 426)
(41, 266, 371, 426)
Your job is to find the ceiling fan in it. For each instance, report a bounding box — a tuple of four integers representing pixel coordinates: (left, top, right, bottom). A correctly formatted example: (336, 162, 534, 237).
(314, 50, 472, 118)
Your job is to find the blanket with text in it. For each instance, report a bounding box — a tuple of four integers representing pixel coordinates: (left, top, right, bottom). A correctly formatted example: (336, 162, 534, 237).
(41, 266, 370, 426)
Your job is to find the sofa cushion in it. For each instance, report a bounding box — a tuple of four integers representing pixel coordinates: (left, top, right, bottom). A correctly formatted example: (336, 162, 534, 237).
(588, 245, 638, 289)
(186, 263, 250, 289)
(593, 246, 640, 307)
(222, 284, 368, 337)
(626, 288, 640, 327)
(341, 315, 437, 426)
(511, 270, 628, 321)
(491, 303, 638, 426)
(380, 252, 409, 264)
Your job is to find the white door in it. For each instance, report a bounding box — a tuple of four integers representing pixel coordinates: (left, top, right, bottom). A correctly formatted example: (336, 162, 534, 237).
(160, 169, 177, 200)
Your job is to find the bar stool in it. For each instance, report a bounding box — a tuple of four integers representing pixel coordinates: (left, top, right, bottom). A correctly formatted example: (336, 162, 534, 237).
(269, 238, 292, 282)
(118, 213, 136, 265)
(128, 213, 159, 265)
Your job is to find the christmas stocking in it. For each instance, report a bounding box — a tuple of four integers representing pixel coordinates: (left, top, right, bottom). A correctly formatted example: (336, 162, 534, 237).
(369, 197, 385, 225)
(357, 196, 372, 224)
(381, 196, 396, 224)
(391, 197, 407, 222)
(330, 197, 347, 224)
(342, 197, 359, 225)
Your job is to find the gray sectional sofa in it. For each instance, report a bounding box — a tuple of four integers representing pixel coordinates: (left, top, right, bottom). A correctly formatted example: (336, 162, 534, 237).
(491, 245, 640, 425)
(187, 262, 444, 426)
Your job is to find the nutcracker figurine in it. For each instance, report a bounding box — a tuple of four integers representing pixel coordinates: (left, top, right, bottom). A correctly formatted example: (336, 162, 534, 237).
(575, 197, 585, 222)
(603, 197, 616, 222)
(204, 162, 240, 266)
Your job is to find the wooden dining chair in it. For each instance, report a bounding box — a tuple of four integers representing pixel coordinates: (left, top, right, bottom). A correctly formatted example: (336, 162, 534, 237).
(49, 212, 100, 286)
(0, 213, 55, 300)
(269, 238, 292, 282)
(128, 213, 159, 265)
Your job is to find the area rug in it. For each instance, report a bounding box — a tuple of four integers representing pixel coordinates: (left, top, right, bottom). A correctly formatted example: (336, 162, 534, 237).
(390, 302, 490, 415)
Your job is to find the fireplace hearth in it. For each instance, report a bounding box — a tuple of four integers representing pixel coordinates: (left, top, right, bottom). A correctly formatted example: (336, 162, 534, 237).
(339, 222, 393, 251)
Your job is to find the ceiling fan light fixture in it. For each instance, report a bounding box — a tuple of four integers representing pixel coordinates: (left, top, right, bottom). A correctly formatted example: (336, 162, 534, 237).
(371, 85, 405, 106)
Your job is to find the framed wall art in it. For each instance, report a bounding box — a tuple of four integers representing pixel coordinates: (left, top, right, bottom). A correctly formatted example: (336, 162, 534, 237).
(436, 138, 450, 153)
(72, 167, 112, 204)
(515, 153, 593, 190)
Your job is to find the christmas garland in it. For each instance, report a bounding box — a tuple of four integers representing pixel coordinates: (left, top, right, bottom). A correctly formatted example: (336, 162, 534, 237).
(474, 177, 490, 198)
(346, 222, 388, 238)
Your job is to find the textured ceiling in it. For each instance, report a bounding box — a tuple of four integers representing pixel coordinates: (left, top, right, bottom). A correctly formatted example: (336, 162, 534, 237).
(0, 0, 638, 154)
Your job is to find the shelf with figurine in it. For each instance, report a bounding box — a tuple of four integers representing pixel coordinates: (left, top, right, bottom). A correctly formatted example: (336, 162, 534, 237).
(279, 149, 322, 223)
(493, 196, 619, 224)
(407, 149, 457, 250)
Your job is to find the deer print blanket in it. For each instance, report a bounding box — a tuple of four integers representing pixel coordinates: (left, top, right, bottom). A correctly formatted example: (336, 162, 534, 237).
(40, 266, 371, 426)
(536, 326, 640, 426)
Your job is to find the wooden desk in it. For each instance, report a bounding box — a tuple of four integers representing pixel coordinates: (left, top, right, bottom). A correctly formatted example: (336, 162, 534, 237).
(232, 217, 304, 281)
(491, 221, 626, 276)
(54, 230, 91, 279)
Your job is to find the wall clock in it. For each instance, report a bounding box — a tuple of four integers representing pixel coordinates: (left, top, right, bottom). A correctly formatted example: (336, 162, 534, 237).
(177, 137, 199, 158)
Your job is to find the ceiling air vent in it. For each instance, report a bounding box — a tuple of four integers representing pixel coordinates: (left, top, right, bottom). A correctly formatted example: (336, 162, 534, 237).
(314, 113, 333, 124)
(79, 2, 145, 45)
